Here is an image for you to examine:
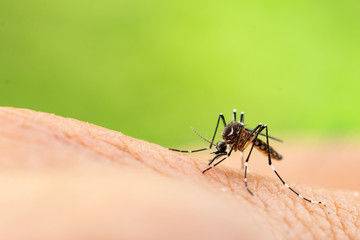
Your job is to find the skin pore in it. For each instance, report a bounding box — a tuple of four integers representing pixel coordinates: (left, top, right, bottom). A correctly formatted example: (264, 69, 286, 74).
(0, 107, 359, 239)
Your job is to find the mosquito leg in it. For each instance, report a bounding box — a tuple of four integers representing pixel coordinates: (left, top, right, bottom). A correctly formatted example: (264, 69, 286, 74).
(202, 155, 230, 173)
(208, 153, 227, 165)
(169, 147, 210, 153)
(233, 109, 237, 121)
(263, 125, 326, 206)
(238, 123, 263, 150)
(240, 111, 244, 123)
(169, 113, 226, 153)
(245, 127, 283, 142)
(244, 124, 264, 195)
(209, 113, 227, 148)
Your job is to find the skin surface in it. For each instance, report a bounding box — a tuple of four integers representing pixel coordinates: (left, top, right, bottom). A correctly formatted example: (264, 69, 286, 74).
(0, 107, 359, 240)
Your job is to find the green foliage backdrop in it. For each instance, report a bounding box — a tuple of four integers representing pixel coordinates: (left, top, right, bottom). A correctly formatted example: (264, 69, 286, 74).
(1, 0, 360, 146)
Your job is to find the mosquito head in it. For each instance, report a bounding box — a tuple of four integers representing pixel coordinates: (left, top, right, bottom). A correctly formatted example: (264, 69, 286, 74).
(212, 141, 227, 154)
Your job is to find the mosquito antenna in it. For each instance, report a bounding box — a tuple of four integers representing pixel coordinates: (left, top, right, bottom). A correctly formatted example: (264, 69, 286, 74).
(190, 126, 212, 144)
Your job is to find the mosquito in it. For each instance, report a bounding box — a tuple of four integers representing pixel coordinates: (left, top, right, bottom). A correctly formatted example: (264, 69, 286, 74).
(169, 109, 325, 206)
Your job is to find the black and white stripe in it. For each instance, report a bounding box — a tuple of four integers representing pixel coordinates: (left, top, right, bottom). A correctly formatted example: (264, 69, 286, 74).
(169, 113, 227, 153)
(240, 111, 244, 123)
(270, 164, 325, 204)
(263, 125, 325, 206)
(168, 147, 210, 153)
(243, 123, 325, 206)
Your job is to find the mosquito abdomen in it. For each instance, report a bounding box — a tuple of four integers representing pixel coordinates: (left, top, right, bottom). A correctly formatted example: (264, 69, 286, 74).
(253, 139, 283, 160)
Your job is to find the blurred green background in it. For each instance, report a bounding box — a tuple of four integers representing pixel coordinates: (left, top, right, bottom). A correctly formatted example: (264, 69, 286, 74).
(1, 0, 360, 147)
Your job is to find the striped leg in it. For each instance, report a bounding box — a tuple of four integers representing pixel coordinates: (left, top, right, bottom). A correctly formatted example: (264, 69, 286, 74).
(239, 111, 245, 169)
(263, 125, 326, 206)
(240, 111, 244, 123)
(169, 147, 210, 153)
(202, 155, 230, 174)
(169, 113, 227, 153)
(244, 124, 265, 195)
(208, 153, 227, 165)
(234, 109, 245, 124)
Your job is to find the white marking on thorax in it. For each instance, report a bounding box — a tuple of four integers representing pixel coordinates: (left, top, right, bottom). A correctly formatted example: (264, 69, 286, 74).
(227, 126, 234, 136)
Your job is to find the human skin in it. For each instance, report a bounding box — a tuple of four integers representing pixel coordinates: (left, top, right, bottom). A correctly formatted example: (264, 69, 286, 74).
(0, 107, 359, 239)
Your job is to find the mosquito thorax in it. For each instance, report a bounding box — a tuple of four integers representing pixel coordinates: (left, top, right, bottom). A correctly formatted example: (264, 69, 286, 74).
(221, 121, 244, 144)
